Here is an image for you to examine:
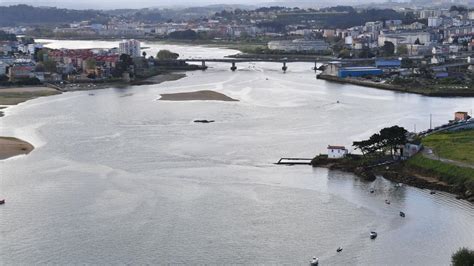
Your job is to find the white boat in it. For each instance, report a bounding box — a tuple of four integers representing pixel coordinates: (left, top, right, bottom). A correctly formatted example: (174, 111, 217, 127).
(310, 257, 319, 266)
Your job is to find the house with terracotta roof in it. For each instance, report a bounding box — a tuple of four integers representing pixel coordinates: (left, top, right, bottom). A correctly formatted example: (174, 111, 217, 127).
(327, 145, 348, 159)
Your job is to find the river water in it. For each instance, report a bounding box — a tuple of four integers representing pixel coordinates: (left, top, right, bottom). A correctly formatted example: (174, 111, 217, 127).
(0, 40, 473, 265)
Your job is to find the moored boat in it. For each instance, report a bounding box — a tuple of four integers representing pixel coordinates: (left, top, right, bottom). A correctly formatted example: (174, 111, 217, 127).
(310, 257, 319, 266)
(370, 231, 378, 239)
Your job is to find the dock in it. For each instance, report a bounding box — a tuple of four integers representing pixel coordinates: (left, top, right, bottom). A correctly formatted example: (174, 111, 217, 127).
(276, 158, 313, 165)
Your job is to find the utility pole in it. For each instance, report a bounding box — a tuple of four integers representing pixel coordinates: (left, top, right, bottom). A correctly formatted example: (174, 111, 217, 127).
(414, 124, 416, 133)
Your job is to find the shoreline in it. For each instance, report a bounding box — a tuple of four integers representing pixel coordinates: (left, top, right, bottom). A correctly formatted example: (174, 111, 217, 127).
(317, 74, 474, 97)
(311, 156, 474, 203)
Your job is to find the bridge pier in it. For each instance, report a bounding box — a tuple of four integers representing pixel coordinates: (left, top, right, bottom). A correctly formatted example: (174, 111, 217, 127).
(231, 62, 237, 71)
(282, 62, 287, 72)
(201, 60, 206, 70)
(314, 61, 317, 72)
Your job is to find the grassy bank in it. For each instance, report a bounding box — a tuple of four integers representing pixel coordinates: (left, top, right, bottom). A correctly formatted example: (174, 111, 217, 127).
(0, 87, 61, 105)
(406, 154, 474, 192)
(317, 74, 474, 97)
(422, 130, 474, 165)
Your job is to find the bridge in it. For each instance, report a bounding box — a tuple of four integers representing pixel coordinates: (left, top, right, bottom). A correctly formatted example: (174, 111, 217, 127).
(179, 58, 376, 72)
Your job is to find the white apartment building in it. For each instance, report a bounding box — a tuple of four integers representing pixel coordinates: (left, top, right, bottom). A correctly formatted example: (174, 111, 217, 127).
(118, 39, 141, 57)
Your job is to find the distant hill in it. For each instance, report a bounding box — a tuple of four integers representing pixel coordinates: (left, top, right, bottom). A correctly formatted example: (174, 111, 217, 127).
(0, 5, 109, 26)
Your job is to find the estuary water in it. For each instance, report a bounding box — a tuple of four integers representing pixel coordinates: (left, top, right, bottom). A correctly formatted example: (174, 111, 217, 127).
(0, 40, 473, 265)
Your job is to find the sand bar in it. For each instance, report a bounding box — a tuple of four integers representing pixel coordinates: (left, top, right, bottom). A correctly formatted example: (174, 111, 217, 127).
(159, 90, 238, 102)
(0, 137, 34, 160)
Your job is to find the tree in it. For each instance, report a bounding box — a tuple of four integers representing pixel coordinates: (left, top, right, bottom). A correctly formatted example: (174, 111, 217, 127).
(353, 126, 407, 156)
(168, 29, 197, 40)
(142, 51, 147, 58)
(85, 58, 96, 70)
(112, 54, 134, 77)
(35, 49, 48, 62)
(43, 59, 57, 73)
(0, 30, 17, 41)
(338, 49, 352, 59)
(452, 247, 474, 266)
(382, 41, 395, 57)
(156, 50, 179, 60)
(397, 44, 408, 56)
(414, 38, 421, 45)
(358, 46, 375, 58)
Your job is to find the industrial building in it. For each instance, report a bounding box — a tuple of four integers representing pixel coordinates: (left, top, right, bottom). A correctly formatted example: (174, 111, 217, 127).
(375, 59, 402, 68)
(338, 67, 383, 78)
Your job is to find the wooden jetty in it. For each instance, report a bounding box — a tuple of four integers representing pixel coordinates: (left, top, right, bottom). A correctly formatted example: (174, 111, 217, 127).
(276, 158, 312, 165)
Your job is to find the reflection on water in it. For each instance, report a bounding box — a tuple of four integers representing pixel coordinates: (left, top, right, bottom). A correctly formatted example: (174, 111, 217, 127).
(0, 40, 473, 265)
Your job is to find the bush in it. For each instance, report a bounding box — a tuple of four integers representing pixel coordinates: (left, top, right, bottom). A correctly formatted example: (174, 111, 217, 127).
(452, 247, 474, 266)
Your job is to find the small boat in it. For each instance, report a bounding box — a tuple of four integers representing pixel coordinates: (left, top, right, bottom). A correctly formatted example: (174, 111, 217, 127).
(0, 199, 5, 205)
(400, 211, 405, 217)
(385, 200, 391, 204)
(370, 189, 375, 193)
(370, 231, 378, 239)
(310, 257, 319, 266)
(395, 183, 403, 187)
(194, 120, 215, 123)
(337, 247, 343, 252)
(430, 191, 436, 195)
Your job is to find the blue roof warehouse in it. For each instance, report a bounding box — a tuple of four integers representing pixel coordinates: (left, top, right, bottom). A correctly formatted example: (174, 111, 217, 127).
(338, 67, 384, 78)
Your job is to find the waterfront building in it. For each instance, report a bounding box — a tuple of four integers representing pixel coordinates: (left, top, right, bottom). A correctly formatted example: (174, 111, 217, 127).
(327, 145, 348, 159)
(267, 39, 330, 52)
(375, 59, 402, 69)
(455, 111, 470, 121)
(338, 67, 383, 78)
(7, 63, 35, 81)
(119, 39, 141, 57)
(378, 32, 431, 49)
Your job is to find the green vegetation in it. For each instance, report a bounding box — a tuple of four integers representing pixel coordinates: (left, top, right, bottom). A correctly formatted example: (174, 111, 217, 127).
(156, 50, 179, 60)
(0, 90, 60, 105)
(406, 154, 474, 191)
(0, 30, 17, 41)
(422, 130, 474, 165)
(353, 126, 408, 156)
(85, 58, 97, 70)
(0, 5, 107, 26)
(451, 247, 474, 266)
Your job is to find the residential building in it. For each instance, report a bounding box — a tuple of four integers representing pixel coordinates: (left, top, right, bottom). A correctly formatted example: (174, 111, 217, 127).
(428, 17, 443, 27)
(267, 39, 329, 52)
(455, 111, 470, 121)
(327, 145, 348, 159)
(118, 39, 141, 57)
(375, 59, 402, 69)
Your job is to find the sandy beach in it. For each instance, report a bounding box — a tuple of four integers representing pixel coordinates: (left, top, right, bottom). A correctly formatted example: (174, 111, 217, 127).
(0, 137, 34, 160)
(159, 90, 238, 101)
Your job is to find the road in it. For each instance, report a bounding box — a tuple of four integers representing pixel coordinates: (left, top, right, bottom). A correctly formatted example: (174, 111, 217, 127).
(422, 147, 474, 169)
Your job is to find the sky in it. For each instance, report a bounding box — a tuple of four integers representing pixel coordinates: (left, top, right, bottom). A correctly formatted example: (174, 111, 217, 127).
(1, 0, 261, 9)
(0, 0, 371, 9)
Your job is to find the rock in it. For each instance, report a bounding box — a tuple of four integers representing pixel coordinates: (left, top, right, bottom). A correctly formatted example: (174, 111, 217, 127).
(465, 190, 473, 198)
(355, 167, 376, 182)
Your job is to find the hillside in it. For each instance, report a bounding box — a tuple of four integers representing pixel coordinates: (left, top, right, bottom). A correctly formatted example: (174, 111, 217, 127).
(0, 5, 108, 26)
